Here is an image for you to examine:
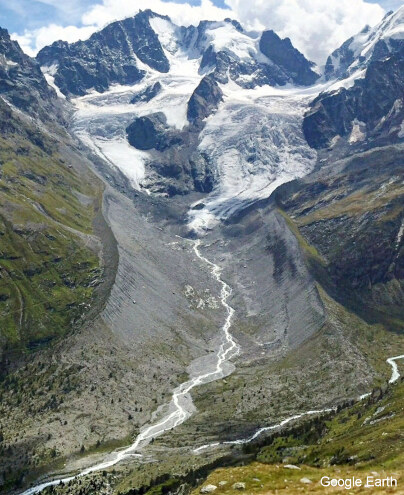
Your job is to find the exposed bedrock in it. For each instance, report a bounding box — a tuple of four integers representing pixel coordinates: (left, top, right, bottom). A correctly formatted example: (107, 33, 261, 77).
(304, 47, 404, 149)
(187, 75, 224, 125)
(259, 30, 319, 87)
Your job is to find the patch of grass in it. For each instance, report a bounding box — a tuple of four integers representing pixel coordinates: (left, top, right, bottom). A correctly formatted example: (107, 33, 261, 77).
(193, 462, 402, 495)
(0, 102, 103, 359)
(297, 183, 404, 227)
(277, 208, 326, 266)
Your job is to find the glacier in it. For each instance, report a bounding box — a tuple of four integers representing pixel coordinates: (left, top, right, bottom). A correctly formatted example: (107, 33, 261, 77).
(67, 12, 379, 234)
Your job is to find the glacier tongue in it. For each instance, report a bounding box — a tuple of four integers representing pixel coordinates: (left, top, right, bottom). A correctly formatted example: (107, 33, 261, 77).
(188, 84, 317, 234)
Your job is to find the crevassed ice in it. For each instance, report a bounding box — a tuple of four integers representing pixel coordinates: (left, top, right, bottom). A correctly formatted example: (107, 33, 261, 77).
(188, 82, 318, 234)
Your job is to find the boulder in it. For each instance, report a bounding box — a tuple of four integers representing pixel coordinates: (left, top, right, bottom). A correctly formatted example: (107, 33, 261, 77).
(187, 74, 223, 124)
(200, 484, 217, 493)
(232, 482, 246, 490)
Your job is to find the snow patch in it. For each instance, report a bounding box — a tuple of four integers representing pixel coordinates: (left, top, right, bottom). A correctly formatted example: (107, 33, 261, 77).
(41, 64, 66, 99)
(326, 68, 366, 92)
(349, 119, 366, 144)
(399, 120, 404, 138)
(43, 73, 66, 99)
(395, 219, 404, 250)
(76, 132, 147, 190)
(41, 63, 59, 76)
(204, 22, 258, 62)
(149, 16, 180, 54)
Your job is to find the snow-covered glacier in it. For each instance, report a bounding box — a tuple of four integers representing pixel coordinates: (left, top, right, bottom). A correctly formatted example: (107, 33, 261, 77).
(188, 83, 318, 233)
(68, 14, 320, 234)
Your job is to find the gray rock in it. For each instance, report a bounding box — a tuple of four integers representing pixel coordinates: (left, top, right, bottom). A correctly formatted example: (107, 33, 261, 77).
(126, 113, 182, 152)
(187, 74, 223, 124)
(36, 10, 170, 96)
(259, 30, 318, 86)
(0, 27, 59, 120)
(304, 47, 404, 149)
(232, 482, 246, 490)
(130, 82, 162, 104)
(200, 485, 217, 493)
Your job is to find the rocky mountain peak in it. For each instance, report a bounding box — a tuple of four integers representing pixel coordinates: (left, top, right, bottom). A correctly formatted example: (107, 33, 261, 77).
(36, 10, 320, 97)
(0, 26, 58, 119)
(259, 30, 319, 86)
(36, 10, 171, 96)
(325, 6, 404, 80)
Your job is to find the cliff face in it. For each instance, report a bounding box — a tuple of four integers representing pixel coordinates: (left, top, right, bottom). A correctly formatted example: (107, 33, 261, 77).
(276, 145, 403, 330)
(0, 27, 60, 120)
(304, 48, 404, 149)
(36, 11, 170, 96)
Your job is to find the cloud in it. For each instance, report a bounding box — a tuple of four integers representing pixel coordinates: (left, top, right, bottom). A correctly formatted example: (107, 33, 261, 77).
(12, 24, 96, 56)
(225, 0, 385, 64)
(13, 0, 230, 56)
(81, 0, 230, 27)
(11, 0, 386, 64)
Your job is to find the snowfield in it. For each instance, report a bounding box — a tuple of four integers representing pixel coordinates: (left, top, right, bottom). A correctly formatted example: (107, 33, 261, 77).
(188, 82, 318, 233)
(71, 26, 203, 191)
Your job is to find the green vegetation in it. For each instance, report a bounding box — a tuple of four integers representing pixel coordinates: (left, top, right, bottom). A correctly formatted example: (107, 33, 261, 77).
(191, 380, 403, 495)
(0, 101, 103, 361)
(254, 381, 404, 469)
(192, 462, 402, 495)
(277, 208, 326, 267)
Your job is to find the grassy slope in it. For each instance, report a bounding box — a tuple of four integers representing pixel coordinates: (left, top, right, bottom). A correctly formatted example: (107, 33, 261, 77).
(0, 97, 113, 490)
(0, 99, 103, 361)
(193, 379, 404, 494)
(190, 175, 404, 495)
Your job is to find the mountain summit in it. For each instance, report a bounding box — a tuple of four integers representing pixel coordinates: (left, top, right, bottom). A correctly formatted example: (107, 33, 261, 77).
(37, 9, 319, 97)
(325, 6, 404, 80)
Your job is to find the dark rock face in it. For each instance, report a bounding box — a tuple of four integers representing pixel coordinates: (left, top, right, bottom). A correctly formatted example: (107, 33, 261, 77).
(0, 27, 57, 119)
(325, 35, 404, 81)
(126, 112, 213, 195)
(193, 19, 318, 89)
(277, 146, 404, 329)
(126, 113, 182, 152)
(130, 81, 162, 104)
(324, 32, 362, 81)
(36, 10, 170, 96)
(187, 74, 223, 124)
(259, 30, 318, 86)
(304, 48, 404, 149)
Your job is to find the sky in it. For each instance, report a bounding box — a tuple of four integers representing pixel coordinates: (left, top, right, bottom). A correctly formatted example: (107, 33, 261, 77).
(0, 0, 402, 65)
